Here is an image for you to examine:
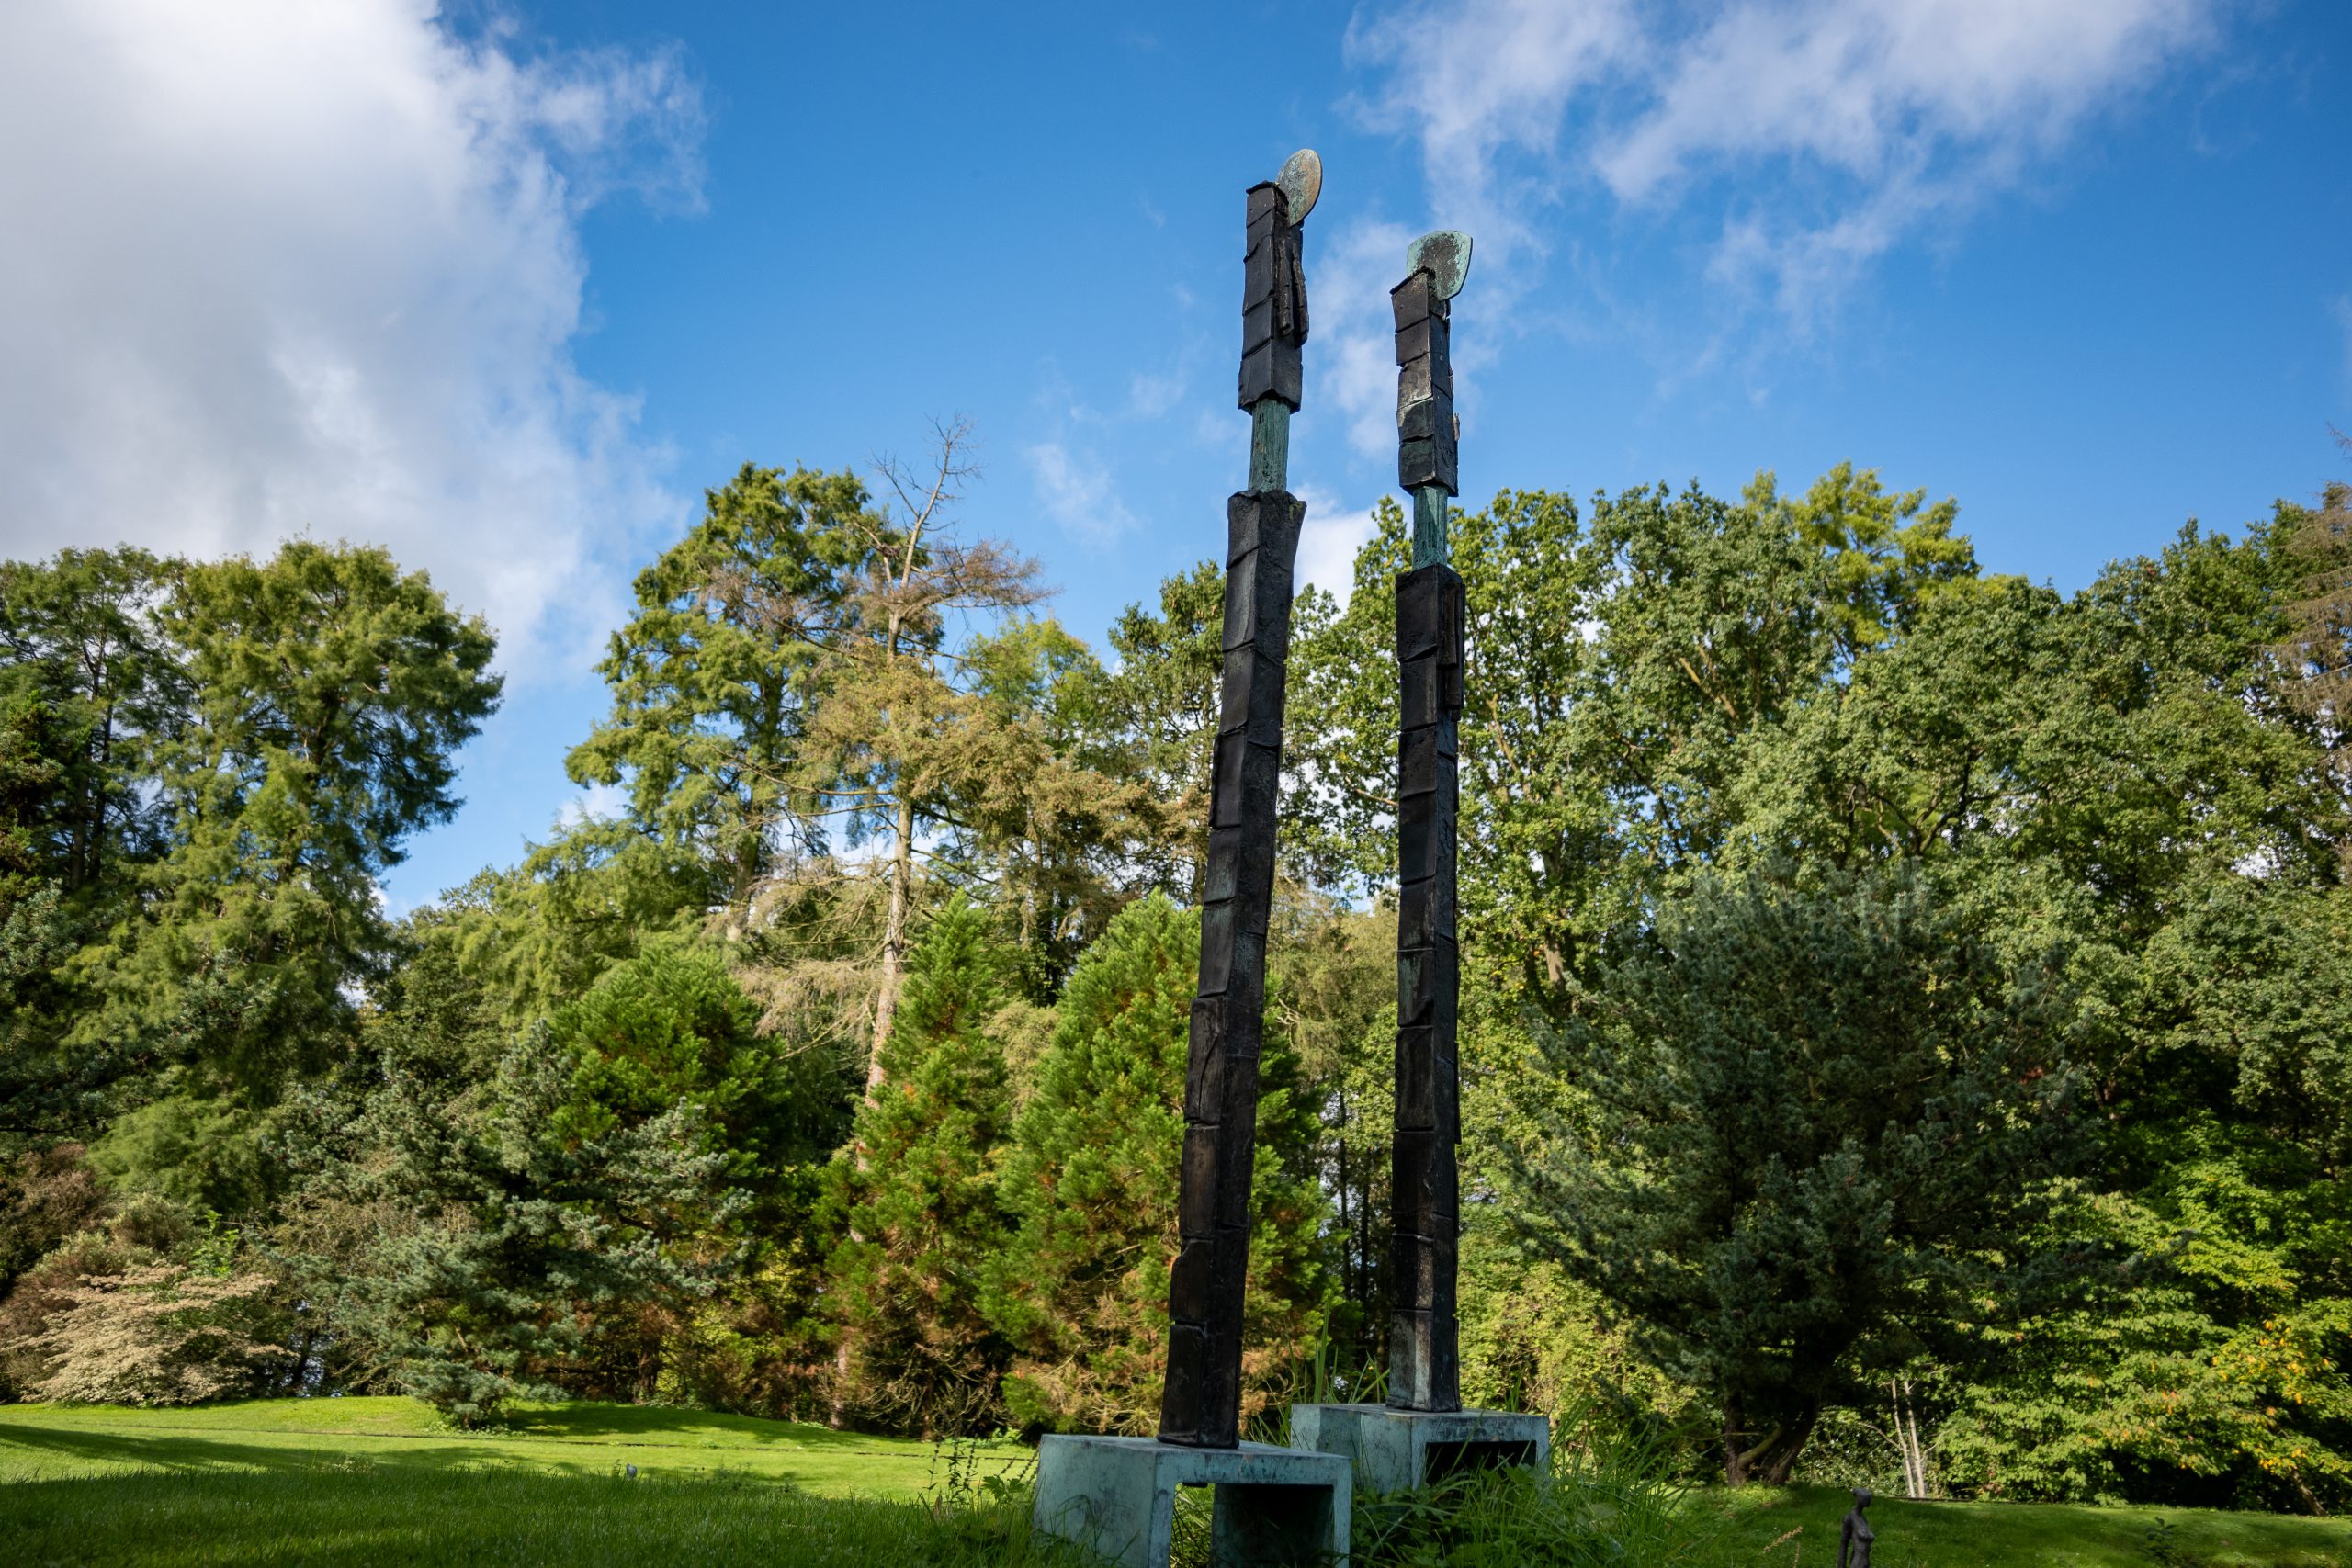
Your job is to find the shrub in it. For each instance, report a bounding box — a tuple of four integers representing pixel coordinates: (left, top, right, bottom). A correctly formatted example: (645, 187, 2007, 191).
(21, 1261, 289, 1404)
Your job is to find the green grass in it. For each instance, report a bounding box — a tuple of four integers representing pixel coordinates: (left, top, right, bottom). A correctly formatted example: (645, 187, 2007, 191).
(0, 1394, 1021, 1495)
(1694, 1484, 2352, 1568)
(3, 1400, 2348, 1566)
(0, 1466, 1082, 1567)
(0, 1397, 1067, 1566)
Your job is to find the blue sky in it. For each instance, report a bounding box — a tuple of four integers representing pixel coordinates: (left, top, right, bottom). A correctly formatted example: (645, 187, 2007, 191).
(1, 1, 2346, 910)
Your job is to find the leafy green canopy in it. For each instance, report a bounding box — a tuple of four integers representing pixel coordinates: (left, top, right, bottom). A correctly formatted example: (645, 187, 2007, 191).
(548, 946, 851, 1203)
(0, 543, 497, 1207)
(1700, 517, 2352, 1506)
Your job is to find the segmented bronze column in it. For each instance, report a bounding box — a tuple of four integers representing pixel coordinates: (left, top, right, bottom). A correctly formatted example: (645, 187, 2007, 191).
(1389, 232, 1470, 1414)
(1159, 152, 1319, 1450)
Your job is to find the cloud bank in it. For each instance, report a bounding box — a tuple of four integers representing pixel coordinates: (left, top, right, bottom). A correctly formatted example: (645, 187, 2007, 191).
(0, 0, 703, 671)
(1027, 441, 1141, 545)
(1348, 0, 2215, 323)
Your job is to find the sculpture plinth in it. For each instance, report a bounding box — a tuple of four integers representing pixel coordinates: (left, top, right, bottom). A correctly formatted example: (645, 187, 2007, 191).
(1033, 1436, 1350, 1568)
(1289, 1404, 1550, 1495)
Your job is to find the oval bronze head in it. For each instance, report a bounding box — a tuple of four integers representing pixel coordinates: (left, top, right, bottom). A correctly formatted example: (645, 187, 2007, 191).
(1853, 1488, 1873, 1508)
(1276, 149, 1322, 224)
(1407, 230, 1472, 299)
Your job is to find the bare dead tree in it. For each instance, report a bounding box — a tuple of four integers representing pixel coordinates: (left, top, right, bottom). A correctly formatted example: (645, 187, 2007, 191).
(845, 419, 1043, 1092)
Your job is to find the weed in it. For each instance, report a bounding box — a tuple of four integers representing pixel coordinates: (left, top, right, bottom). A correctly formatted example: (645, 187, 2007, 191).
(2144, 1517, 2202, 1568)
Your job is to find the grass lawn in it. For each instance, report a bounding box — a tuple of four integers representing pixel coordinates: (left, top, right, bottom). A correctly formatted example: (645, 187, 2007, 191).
(0, 1394, 1022, 1496)
(1696, 1483, 2351, 1568)
(0, 1397, 1066, 1567)
(2, 1398, 2348, 1566)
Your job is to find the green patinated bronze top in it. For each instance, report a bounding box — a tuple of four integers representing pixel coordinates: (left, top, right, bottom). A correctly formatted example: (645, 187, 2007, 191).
(1411, 485, 1449, 570)
(1406, 230, 1472, 299)
(1401, 230, 1470, 567)
(1276, 149, 1322, 224)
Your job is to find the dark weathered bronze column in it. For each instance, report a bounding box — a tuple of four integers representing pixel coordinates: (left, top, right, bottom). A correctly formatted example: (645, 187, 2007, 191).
(1388, 231, 1471, 1415)
(1158, 150, 1320, 1450)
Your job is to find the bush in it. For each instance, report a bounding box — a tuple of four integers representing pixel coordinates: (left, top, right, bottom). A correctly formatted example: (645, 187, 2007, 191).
(20, 1261, 289, 1404)
(0, 1143, 107, 1292)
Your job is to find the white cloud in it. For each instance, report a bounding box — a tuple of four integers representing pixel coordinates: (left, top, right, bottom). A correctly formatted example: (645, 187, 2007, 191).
(1611, 0, 2213, 319)
(558, 779, 630, 829)
(0, 0, 703, 673)
(1311, 219, 1420, 460)
(1026, 441, 1139, 544)
(1128, 367, 1188, 419)
(1597, 0, 2211, 200)
(1347, 0, 1638, 259)
(1349, 0, 2216, 326)
(1291, 484, 1381, 606)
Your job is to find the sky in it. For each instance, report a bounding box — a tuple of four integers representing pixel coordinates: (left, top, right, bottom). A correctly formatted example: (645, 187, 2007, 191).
(0, 0, 2346, 911)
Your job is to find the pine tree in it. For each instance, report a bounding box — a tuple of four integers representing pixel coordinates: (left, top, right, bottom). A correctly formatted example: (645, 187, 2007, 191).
(325, 1023, 737, 1427)
(566, 463, 869, 922)
(983, 893, 1328, 1434)
(825, 896, 1015, 1434)
(1505, 866, 2080, 1485)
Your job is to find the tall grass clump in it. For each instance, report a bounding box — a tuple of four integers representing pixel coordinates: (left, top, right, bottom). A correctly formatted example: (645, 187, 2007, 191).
(1350, 1411, 1708, 1568)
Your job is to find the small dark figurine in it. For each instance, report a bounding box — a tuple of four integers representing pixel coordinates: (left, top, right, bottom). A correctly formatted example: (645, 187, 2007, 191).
(1840, 1487, 1875, 1568)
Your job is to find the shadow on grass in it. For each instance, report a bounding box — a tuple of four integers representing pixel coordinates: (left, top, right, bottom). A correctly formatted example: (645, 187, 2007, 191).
(1700, 1484, 2352, 1568)
(0, 1420, 553, 1478)
(501, 1402, 888, 1450)
(0, 1467, 1091, 1568)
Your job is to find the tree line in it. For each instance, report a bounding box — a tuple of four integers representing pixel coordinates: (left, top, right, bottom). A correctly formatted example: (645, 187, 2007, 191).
(1, 444, 2346, 1513)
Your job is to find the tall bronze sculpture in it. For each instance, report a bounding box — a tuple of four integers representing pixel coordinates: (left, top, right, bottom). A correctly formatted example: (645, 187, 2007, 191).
(1033, 151, 1354, 1568)
(1287, 231, 1547, 1493)
(1388, 230, 1470, 1414)
(1159, 148, 1320, 1451)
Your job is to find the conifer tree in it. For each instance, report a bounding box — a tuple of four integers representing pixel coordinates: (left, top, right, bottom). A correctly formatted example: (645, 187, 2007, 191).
(983, 893, 1328, 1434)
(323, 1023, 735, 1426)
(1505, 866, 2079, 1486)
(567, 463, 870, 923)
(825, 896, 1015, 1434)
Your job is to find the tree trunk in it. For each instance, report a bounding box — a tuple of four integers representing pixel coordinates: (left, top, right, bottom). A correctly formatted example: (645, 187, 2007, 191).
(866, 794, 916, 1103)
(1892, 1376, 1931, 1498)
(1758, 1400, 1820, 1485)
(838, 794, 916, 1427)
(1725, 1393, 1822, 1486)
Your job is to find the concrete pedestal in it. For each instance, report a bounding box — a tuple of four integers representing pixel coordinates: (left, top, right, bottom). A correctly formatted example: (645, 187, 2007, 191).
(1033, 1434, 1351, 1568)
(1288, 1404, 1549, 1495)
